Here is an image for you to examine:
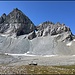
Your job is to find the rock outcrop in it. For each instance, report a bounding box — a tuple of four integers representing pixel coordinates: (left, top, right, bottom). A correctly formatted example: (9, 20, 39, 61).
(0, 8, 35, 37)
(0, 13, 6, 24)
(36, 21, 71, 36)
(35, 21, 73, 42)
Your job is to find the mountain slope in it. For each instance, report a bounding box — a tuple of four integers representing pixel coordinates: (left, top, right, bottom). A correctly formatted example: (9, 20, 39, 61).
(0, 8, 74, 55)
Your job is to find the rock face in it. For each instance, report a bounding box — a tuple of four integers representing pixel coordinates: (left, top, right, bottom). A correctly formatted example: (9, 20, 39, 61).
(0, 8, 74, 55)
(35, 21, 73, 42)
(0, 8, 35, 36)
(36, 21, 70, 36)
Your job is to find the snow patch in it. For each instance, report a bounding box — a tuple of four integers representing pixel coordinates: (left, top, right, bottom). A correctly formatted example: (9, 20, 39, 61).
(66, 42, 72, 46)
(27, 51, 30, 53)
(5, 53, 36, 56)
(72, 55, 75, 56)
(73, 39, 75, 41)
(4, 53, 57, 57)
(0, 34, 9, 37)
(43, 55, 57, 57)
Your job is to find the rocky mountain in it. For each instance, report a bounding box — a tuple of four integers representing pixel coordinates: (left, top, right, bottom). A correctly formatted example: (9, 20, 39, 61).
(35, 21, 73, 41)
(0, 8, 35, 37)
(0, 8, 75, 55)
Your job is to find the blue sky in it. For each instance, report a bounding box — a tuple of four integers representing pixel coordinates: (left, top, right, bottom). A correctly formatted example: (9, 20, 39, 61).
(0, 1, 75, 34)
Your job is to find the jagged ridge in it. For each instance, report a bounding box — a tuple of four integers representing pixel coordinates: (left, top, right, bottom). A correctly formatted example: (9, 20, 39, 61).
(0, 8, 74, 41)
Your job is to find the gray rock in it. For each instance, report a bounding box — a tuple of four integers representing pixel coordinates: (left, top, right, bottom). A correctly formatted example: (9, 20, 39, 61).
(0, 13, 6, 24)
(28, 31, 36, 40)
(36, 30, 43, 37)
(50, 28, 56, 35)
(0, 8, 35, 36)
(2, 13, 6, 20)
(43, 26, 50, 36)
(28, 61, 37, 65)
(35, 21, 72, 42)
(0, 17, 4, 24)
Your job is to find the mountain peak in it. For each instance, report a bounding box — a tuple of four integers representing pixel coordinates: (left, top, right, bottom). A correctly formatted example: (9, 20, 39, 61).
(12, 8, 22, 14)
(13, 8, 19, 11)
(0, 8, 35, 36)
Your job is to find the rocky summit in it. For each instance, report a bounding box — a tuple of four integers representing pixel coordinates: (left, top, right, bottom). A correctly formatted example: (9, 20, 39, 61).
(0, 8, 75, 55)
(0, 8, 35, 37)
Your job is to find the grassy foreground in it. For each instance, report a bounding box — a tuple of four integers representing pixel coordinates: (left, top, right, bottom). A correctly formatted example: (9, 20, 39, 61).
(0, 65, 75, 74)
